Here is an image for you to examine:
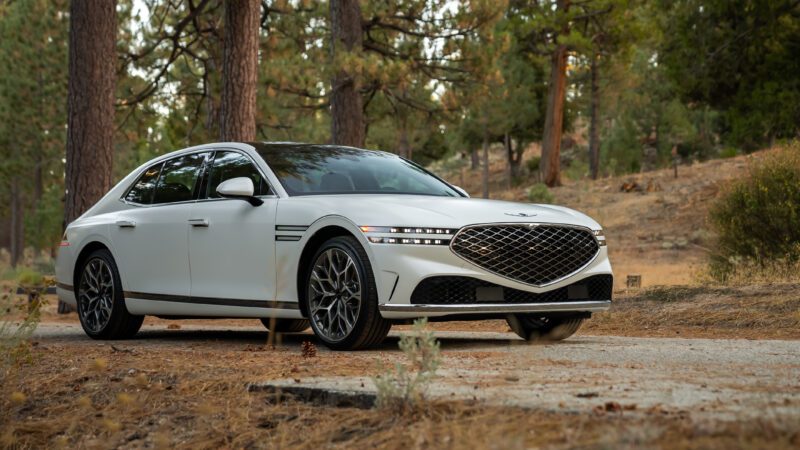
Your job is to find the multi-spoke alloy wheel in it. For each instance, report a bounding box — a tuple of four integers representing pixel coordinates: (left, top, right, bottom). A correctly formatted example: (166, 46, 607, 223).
(76, 249, 144, 340)
(304, 236, 391, 350)
(308, 248, 362, 342)
(79, 258, 115, 333)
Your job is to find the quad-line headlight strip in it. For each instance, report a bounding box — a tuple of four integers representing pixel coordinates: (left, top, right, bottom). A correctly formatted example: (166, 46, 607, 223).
(359, 226, 455, 245)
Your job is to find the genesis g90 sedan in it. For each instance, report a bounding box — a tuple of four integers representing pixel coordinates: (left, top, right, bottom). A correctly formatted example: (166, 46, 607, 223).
(56, 142, 613, 350)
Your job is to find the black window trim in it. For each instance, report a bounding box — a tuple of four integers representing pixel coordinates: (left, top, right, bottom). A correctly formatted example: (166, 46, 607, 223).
(119, 148, 277, 208)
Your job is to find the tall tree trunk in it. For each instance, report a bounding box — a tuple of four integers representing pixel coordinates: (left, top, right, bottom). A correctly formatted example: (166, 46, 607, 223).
(330, 0, 364, 147)
(35, 72, 44, 204)
(64, 0, 117, 225)
(398, 118, 410, 158)
(504, 132, 513, 189)
(589, 52, 600, 180)
(471, 148, 479, 170)
(540, 0, 570, 187)
(10, 178, 24, 269)
(481, 124, 489, 199)
(220, 0, 259, 141)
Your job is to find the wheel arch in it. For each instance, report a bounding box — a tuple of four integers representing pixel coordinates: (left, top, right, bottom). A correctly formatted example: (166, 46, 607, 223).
(73, 241, 112, 288)
(295, 225, 357, 317)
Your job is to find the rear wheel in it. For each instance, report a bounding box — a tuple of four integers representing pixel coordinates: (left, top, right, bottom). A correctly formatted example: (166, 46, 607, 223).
(259, 318, 310, 333)
(303, 236, 390, 350)
(76, 249, 144, 340)
(506, 314, 585, 341)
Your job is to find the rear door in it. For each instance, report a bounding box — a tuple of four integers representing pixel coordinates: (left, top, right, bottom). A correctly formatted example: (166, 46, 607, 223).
(110, 152, 209, 302)
(188, 150, 278, 304)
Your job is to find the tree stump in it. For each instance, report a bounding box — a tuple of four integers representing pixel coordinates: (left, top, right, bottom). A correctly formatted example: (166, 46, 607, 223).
(626, 275, 642, 290)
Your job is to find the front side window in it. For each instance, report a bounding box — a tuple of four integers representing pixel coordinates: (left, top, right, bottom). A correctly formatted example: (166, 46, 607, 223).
(152, 152, 208, 204)
(254, 145, 460, 197)
(207, 151, 270, 198)
(124, 163, 163, 205)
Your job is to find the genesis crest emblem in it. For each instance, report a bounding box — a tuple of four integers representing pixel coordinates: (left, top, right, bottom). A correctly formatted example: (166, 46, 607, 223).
(504, 212, 537, 218)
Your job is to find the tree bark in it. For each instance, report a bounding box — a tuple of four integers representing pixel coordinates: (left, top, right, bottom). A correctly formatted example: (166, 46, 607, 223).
(589, 52, 600, 180)
(504, 132, 513, 189)
(540, 0, 570, 187)
(398, 118, 410, 159)
(471, 148, 479, 170)
(64, 0, 116, 225)
(330, 0, 365, 147)
(481, 124, 489, 199)
(220, 0, 260, 142)
(10, 178, 24, 268)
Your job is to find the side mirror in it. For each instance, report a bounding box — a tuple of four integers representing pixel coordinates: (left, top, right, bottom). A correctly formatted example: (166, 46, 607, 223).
(216, 177, 263, 206)
(453, 185, 470, 198)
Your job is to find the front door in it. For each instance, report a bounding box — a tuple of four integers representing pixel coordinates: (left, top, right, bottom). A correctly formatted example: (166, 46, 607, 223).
(188, 150, 277, 303)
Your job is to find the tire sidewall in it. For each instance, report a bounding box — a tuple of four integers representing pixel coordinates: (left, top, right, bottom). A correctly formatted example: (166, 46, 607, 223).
(76, 249, 127, 339)
(304, 236, 379, 349)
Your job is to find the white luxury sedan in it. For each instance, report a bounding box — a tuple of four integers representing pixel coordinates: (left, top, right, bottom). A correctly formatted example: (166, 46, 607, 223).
(56, 142, 612, 350)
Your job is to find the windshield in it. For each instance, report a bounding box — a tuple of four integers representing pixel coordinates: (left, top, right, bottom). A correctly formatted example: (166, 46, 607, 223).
(253, 144, 461, 197)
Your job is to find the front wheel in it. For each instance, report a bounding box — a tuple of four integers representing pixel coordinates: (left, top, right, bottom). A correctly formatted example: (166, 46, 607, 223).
(76, 249, 144, 340)
(303, 236, 390, 350)
(507, 314, 585, 342)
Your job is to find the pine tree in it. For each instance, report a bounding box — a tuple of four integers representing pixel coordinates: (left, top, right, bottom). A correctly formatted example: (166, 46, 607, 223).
(65, 0, 117, 224)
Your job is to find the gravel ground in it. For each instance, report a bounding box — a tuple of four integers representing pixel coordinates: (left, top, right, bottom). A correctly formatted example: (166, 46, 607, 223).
(33, 322, 800, 423)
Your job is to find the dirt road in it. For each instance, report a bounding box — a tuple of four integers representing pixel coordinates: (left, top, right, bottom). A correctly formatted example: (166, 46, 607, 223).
(33, 322, 800, 422)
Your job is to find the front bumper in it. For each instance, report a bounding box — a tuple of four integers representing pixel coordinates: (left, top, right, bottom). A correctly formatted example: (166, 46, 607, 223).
(379, 300, 611, 315)
(367, 235, 613, 319)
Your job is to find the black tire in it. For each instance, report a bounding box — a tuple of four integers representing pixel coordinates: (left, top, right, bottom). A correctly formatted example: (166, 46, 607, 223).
(506, 314, 585, 342)
(259, 318, 310, 333)
(303, 236, 391, 350)
(76, 249, 144, 340)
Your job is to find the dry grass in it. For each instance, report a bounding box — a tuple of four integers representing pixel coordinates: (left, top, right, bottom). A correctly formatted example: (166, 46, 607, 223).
(2, 341, 798, 449)
(584, 283, 800, 339)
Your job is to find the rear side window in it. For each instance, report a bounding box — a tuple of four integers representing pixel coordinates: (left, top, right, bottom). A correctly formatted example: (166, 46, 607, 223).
(124, 163, 163, 205)
(207, 151, 271, 198)
(153, 153, 208, 204)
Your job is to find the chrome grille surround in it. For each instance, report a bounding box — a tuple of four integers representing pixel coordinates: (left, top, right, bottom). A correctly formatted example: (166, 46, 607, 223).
(449, 223, 601, 287)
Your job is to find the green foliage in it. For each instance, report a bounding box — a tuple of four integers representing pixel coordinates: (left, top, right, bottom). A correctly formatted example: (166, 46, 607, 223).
(15, 268, 44, 289)
(719, 147, 738, 159)
(527, 183, 554, 204)
(708, 144, 800, 280)
(373, 318, 441, 412)
(659, 0, 800, 150)
(526, 156, 541, 173)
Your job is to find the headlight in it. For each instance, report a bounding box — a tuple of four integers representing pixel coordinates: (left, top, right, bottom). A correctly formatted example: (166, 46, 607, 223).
(359, 226, 455, 245)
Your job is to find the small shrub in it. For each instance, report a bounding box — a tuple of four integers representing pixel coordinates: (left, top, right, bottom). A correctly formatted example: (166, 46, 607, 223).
(719, 147, 738, 159)
(15, 268, 43, 289)
(708, 144, 800, 281)
(526, 156, 541, 173)
(527, 183, 554, 204)
(373, 318, 440, 413)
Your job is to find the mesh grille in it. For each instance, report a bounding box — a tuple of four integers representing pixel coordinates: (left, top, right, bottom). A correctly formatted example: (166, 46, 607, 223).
(450, 224, 600, 286)
(411, 275, 613, 305)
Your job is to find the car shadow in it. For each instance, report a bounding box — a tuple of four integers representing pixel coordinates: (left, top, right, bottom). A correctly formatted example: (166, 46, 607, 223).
(35, 323, 602, 351)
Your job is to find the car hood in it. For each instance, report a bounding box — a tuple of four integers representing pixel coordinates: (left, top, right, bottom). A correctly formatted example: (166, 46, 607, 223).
(280, 195, 602, 230)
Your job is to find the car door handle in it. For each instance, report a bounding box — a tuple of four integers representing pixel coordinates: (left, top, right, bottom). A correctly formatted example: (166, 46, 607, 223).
(115, 219, 136, 228)
(188, 218, 209, 227)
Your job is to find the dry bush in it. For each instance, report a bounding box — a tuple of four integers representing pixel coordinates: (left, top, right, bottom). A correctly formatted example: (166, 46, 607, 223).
(373, 318, 441, 413)
(708, 143, 800, 281)
(0, 286, 43, 379)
